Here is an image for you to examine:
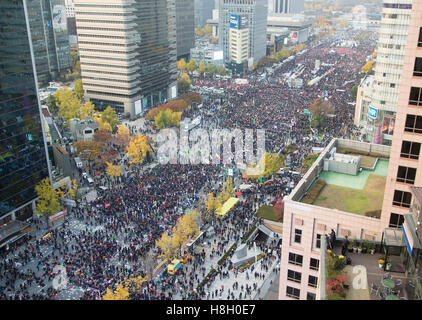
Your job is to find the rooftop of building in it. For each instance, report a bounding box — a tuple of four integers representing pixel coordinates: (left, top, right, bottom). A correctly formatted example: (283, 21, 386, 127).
(289, 138, 390, 218)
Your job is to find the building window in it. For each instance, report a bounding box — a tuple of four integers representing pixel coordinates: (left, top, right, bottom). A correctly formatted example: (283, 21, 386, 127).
(393, 190, 412, 208)
(413, 58, 422, 77)
(316, 234, 321, 249)
(308, 275, 318, 288)
(389, 213, 405, 228)
(397, 166, 416, 184)
(310, 258, 319, 271)
(286, 286, 300, 299)
(400, 141, 420, 160)
(288, 252, 303, 266)
(404, 114, 422, 134)
(307, 292, 316, 300)
(287, 270, 302, 283)
(418, 28, 422, 47)
(409, 87, 422, 106)
(294, 229, 302, 244)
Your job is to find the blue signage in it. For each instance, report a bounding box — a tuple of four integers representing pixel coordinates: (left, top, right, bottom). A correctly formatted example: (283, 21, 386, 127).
(402, 224, 413, 255)
(230, 14, 239, 29)
(368, 106, 378, 119)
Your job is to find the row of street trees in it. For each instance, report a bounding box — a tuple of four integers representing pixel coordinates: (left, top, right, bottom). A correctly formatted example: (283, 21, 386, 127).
(251, 44, 306, 71)
(156, 209, 200, 262)
(177, 58, 227, 76)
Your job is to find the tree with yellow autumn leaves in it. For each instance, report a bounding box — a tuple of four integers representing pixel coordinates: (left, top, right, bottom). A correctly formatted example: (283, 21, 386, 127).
(35, 177, 62, 226)
(126, 134, 154, 165)
(102, 275, 148, 300)
(361, 60, 374, 73)
(55, 179, 78, 201)
(115, 125, 130, 146)
(156, 210, 199, 262)
(106, 162, 122, 180)
(220, 178, 235, 202)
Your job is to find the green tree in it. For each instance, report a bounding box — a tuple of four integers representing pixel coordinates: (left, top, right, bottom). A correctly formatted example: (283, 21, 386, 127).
(220, 178, 235, 201)
(154, 109, 181, 129)
(217, 65, 227, 76)
(263, 153, 285, 177)
(74, 78, 84, 100)
(195, 24, 204, 37)
(186, 59, 198, 72)
(35, 177, 61, 227)
(79, 101, 96, 119)
(45, 95, 57, 114)
(198, 61, 206, 74)
(177, 72, 191, 94)
(309, 98, 334, 131)
(351, 83, 359, 100)
(207, 63, 217, 75)
(203, 24, 212, 37)
(101, 106, 119, 132)
(55, 89, 81, 124)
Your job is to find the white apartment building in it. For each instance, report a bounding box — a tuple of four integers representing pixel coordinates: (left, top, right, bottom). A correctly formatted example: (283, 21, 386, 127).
(356, 0, 412, 145)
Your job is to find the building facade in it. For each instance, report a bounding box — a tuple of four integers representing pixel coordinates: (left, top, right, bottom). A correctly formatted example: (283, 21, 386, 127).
(175, 0, 195, 60)
(279, 139, 391, 299)
(65, 0, 75, 17)
(219, 0, 267, 66)
(229, 14, 249, 74)
(26, 0, 72, 85)
(0, 0, 51, 241)
(356, 0, 412, 145)
(194, 0, 214, 27)
(269, 0, 304, 14)
(74, 0, 177, 118)
(381, 0, 422, 238)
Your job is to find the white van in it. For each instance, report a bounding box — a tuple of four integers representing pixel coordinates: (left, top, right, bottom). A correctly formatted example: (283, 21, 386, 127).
(87, 177, 94, 187)
(74, 157, 83, 169)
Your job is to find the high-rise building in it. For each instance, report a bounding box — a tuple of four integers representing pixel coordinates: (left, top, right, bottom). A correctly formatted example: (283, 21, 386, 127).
(175, 0, 195, 60)
(355, 0, 412, 145)
(26, 0, 72, 85)
(228, 14, 249, 74)
(380, 0, 422, 241)
(269, 0, 304, 14)
(278, 1, 422, 300)
(0, 0, 51, 246)
(194, 0, 214, 28)
(74, 0, 177, 118)
(65, 0, 75, 17)
(219, 0, 267, 67)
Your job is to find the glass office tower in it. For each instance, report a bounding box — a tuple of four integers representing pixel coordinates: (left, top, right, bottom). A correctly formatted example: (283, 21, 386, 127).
(0, 0, 50, 226)
(26, 0, 72, 85)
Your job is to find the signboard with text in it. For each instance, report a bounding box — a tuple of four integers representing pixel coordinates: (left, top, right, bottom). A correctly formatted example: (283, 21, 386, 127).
(368, 106, 378, 120)
(230, 14, 239, 29)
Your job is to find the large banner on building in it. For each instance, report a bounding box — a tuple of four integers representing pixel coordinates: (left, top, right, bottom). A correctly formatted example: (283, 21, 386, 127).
(382, 115, 395, 135)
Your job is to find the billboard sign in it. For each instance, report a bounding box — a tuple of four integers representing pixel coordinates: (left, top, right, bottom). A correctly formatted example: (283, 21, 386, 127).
(213, 50, 224, 61)
(368, 106, 378, 119)
(135, 100, 142, 115)
(381, 115, 395, 135)
(230, 14, 239, 29)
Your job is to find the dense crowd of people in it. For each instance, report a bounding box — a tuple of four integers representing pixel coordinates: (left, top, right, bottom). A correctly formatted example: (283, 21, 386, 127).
(0, 29, 376, 300)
